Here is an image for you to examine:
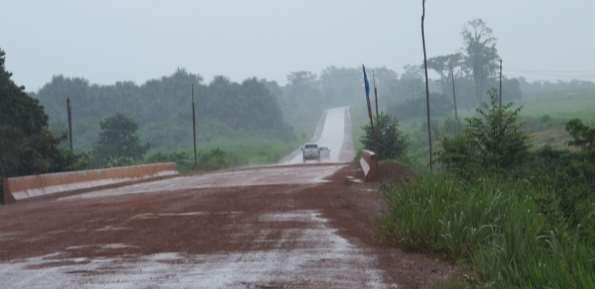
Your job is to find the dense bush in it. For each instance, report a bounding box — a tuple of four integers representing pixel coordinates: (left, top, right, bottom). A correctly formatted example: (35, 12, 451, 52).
(566, 118, 595, 150)
(94, 113, 150, 166)
(386, 93, 595, 288)
(360, 114, 407, 160)
(438, 90, 529, 175)
(527, 119, 595, 243)
(1, 49, 85, 203)
(0, 49, 64, 179)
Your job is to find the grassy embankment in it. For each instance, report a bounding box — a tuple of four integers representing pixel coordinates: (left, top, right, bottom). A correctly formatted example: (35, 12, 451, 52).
(381, 175, 595, 289)
(377, 95, 595, 288)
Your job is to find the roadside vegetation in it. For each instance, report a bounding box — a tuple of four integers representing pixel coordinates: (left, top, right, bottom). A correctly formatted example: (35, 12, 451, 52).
(350, 17, 595, 289)
(376, 92, 595, 289)
(360, 114, 407, 160)
(146, 139, 298, 173)
(36, 70, 294, 152)
(0, 49, 74, 201)
(66, 112, 297, 172)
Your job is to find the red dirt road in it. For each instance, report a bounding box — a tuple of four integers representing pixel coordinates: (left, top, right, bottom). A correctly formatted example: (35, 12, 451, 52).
(0, 163, 454, 289)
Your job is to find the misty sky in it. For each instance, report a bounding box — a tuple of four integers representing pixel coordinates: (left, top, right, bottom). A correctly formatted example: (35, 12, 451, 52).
(2, 0, 594, 91)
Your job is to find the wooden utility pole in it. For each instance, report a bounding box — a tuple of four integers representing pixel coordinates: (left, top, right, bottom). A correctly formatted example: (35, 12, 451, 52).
(450, 68, 459, 122)
(499, 58, 503, 107)
(66, 97, 73, 151)
(421, 0, 433, 171)
(191, 84, 198, 168)
(372, 72, 379, 118)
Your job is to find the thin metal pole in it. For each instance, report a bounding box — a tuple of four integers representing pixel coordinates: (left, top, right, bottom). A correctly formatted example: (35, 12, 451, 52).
(66, 97, 73, 151)
(192, 84, 198, 168)
(421, 0, 433, 171)
(499, 59, 503, 107)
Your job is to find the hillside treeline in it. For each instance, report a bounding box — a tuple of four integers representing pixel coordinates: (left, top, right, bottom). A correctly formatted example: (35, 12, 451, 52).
(277, 65, 522, 124)
(35, 69, 293, 151)
(276, 19, 524, 128)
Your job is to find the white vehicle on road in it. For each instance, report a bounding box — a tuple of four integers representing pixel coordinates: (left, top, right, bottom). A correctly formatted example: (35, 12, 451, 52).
(301, 143, 321, 161)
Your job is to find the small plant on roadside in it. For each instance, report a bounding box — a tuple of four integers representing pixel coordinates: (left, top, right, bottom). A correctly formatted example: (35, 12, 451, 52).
(361, 114, 407, 160)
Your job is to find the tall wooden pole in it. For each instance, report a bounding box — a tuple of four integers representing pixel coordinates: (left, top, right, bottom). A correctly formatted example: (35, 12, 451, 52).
(450, 68, 459, 122)
(66, 97, 73, 151)
(372, 72, 379, 118)
(499, 58, 503, 107)
(421, 0, 433, 171)
(192, 84, 198, 168)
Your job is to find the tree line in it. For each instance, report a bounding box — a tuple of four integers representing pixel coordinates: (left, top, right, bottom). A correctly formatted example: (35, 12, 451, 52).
(35, 69, 294, 152)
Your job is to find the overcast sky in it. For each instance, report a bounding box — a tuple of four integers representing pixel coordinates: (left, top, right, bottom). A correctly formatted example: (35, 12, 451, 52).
(2, 0, 594, 91)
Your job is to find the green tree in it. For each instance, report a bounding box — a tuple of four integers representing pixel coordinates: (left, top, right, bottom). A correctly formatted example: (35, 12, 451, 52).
(439, 89, 529, 174)
(0, 49, 63, 179)
(94, 113, 149, 165)
(361, 114, 407, 160)
(566, 119, 595, 151)
(36, 69, 293, 152)
(462, 19, 500, 103)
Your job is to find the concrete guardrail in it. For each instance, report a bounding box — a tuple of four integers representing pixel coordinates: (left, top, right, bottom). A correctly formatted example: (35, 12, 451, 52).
(359, 150, 378, 182)
(2, 162, 178, 204)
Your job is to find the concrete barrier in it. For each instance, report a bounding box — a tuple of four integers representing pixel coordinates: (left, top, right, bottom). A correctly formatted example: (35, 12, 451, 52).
(359, 150, 378, 182)
(2, 162, 178, 204)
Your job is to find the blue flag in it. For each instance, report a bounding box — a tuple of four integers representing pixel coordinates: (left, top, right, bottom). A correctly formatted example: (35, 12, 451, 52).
(362, 65, 370, 98)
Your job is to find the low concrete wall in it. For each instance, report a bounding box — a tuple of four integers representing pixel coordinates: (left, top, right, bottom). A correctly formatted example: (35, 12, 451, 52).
(3, 162, 178, 204)
(359, 150, 378, 182)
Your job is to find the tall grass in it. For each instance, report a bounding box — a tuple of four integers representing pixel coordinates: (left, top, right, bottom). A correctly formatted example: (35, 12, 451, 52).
(381, 175, 595, 289)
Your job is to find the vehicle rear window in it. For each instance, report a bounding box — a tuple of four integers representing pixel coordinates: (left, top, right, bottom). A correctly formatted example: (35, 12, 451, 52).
(305, 144, 318, 149)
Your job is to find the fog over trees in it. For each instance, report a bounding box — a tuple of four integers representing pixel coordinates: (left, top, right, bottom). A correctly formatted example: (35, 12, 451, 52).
(35, 70, 294, 152)
(2, 15, 593, 176)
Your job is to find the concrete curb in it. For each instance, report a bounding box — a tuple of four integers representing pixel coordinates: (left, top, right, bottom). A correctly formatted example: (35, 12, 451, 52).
(360, 150, 378, 182)
(3, 162, 178, 204)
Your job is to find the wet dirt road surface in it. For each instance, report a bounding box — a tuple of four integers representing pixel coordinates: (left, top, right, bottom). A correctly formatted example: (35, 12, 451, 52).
(0, 107, 454, 289)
